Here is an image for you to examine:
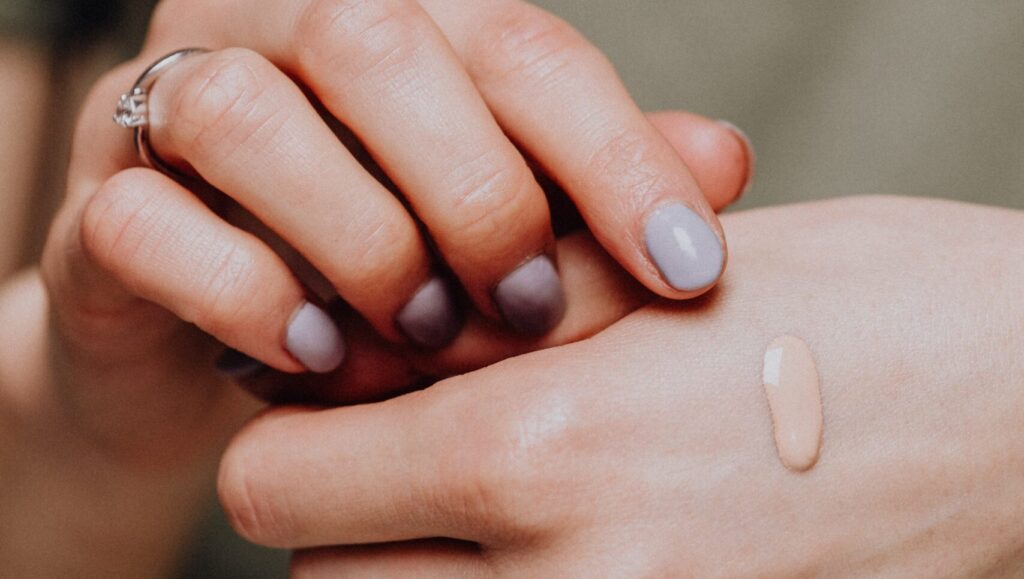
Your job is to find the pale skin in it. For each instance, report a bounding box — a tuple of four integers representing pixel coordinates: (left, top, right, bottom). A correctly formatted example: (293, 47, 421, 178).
(0, 0, 750, 575)
(1, 1, 1022, 578)
(220, 196, 1024, 577)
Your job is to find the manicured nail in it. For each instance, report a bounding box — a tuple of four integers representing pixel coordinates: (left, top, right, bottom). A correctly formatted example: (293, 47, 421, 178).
(285, 302, 346, 373)
(494, 255, 567, 336)
(215, 348, 267, 379)
(644, 203, 725, 292)
(717, 119, 756, 200)
(396, 277, 463, 349)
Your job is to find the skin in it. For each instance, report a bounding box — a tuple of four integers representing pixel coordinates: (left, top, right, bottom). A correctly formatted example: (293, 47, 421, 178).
(210, 196, 1024, 578)
(70, 0, 741, 377)
(0, 48, 749, 579)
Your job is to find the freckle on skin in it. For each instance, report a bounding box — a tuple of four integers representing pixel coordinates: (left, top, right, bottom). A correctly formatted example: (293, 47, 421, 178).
(762, 335, 823, 472)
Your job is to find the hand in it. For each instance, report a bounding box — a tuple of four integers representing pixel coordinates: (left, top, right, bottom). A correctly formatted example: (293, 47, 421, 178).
(42, 0, 756, 453)
(65, 0, 750, 385)
(217, 197, 1024, 577)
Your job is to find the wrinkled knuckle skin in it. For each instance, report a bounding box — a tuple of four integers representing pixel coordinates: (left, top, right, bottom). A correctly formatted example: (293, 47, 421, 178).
(218, 427, 295, 548)
(168, 48, 278, 158)
(295, 0, 426, 86)
(585, 127, 671, 207)
(440, 152, 540, 249)
(187, 243, 261, 340)
(337, 211, 420, 290)
(437, 407, 550, 543)
(79, 171, 161, 275)
(471, 5, 589, 89)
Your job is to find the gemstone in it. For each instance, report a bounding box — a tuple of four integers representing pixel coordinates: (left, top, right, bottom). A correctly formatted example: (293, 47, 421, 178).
(114, 89, 148, 128)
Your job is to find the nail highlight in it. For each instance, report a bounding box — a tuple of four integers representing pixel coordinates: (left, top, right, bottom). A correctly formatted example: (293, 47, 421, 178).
(396, 277, 463, 349)
(285, 302, 346, 373)
(644, 203, 725, 292)
(494, 255, 566, 336)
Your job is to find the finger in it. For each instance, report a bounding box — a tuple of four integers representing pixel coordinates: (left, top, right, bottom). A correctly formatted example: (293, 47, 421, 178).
(236, 230, 651, 404)
(143, 47, 465, 349)
(218, 381, 532, 548)
(418, 1, 726, 299)
(291, 541, 488, 579)
(540, 111, 755, 236)
(79, 167, 344, 373)
(206, 0, 567, 336)
(646, 111, 755, 211)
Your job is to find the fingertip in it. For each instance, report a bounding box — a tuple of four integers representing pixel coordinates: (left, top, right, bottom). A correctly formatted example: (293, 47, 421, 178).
(493, 255, 567, 336)
(646, 111, 755, 211)
(642, 202, 727, 298)
(285, 302, 346, 374)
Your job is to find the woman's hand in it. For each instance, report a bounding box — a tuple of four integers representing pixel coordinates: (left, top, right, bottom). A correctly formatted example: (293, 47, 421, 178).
(37, 0, 756, 450)
(216, 196, 1024, 577)
(64, 0, 751, 382)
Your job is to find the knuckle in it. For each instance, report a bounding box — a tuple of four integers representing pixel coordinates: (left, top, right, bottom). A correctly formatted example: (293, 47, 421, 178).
(187, 242, 261, 339)
(218, 419, 296, 547)
(80, 171, 163, 273)
(296, 0, 427, 85)
(335, 210, 421, 289)
(471, 5, 589, 88)
(441, 152, 539, 245)
(436, 392, 567, 541)
(585, 127, 670, 204)
(168, 48, 280, 157)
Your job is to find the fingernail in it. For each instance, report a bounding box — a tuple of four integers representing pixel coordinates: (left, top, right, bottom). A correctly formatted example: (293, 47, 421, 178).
(396, 277, 463, 349)
(215, 348, 267, 379)
(285, 302, 346, 373)
(644, 203, 725, 292)
(716, 119, 756, 200)
(494, 255, 567, 336)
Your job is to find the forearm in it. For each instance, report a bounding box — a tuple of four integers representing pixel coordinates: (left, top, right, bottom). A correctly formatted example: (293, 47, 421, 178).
(0, 271, 220, 578)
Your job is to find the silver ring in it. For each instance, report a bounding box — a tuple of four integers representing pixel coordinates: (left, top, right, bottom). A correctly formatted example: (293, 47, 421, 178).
(113, 48, 210, 178)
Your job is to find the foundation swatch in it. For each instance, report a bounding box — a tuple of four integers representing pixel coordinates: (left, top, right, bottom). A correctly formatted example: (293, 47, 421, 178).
(762, 335, 823, 472)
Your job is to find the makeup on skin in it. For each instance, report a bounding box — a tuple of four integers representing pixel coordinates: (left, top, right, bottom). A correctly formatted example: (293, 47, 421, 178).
(761, 335, 823, 472)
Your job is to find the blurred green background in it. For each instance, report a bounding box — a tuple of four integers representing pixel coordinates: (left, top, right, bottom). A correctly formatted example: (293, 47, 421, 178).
(1, 1, 1020, 576)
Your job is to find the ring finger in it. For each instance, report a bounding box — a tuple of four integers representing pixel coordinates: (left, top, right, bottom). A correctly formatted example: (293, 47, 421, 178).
(144, 47, 466, 349)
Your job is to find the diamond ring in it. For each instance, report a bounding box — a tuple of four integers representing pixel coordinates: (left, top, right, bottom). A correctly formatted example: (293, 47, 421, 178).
(114, 48, 209, 178)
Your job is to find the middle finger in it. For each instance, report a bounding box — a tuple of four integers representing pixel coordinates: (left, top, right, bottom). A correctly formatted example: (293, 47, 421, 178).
(200, 0, 569, 335)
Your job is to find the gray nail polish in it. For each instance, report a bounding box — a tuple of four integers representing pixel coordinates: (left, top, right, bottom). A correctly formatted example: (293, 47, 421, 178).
(215, 348, 267, 379)
(644, 203, 725, 292)
(494, 255, 567, 336)
(285, 302, 346, 373)
(396, 277, 463, 349)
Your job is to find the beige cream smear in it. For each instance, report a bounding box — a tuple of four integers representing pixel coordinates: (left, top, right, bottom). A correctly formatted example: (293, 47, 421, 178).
(762, 335, 823, 472)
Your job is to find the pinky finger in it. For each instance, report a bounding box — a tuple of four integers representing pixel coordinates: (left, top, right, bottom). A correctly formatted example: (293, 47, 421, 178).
(291, 541, 489, 579)
(79, 168, 345, 374)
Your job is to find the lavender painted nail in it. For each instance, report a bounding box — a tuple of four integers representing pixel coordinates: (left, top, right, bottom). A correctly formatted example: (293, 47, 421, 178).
(285, 302, 346, 373)
(644, 203, 725, 292)
(494, 255, 567, 336)
(215, 348, 266, 379)
(396, 277, 463, 349)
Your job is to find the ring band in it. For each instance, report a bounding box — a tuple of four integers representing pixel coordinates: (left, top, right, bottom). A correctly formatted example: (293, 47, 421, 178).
(113, 48, 209, 178)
